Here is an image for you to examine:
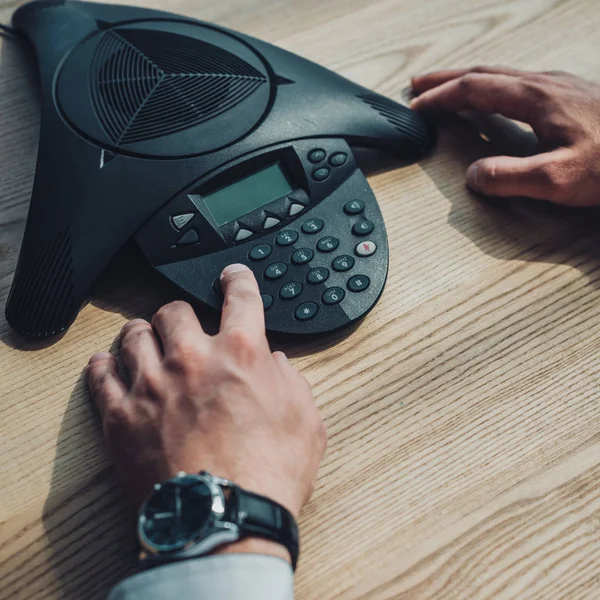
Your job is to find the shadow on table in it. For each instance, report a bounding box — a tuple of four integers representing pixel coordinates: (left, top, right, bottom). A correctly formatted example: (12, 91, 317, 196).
(419, 112, 600, 290)
(40, 373, 136, 600)
(83, 244, 362, 359)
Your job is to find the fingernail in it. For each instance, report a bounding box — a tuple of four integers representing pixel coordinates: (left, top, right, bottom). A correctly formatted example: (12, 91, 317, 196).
(221, 263, 250, 279)
(466, 163, 480, 191)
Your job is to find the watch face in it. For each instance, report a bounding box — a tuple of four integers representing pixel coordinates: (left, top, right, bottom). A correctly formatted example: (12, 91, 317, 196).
(140, 475, 215, 553)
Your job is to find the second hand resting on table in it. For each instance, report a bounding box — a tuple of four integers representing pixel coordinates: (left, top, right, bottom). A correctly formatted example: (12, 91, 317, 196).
(412, 66, 600, 206)
(85, 65, 600, 600)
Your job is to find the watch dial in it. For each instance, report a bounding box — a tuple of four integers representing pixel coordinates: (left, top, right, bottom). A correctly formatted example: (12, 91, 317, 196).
(141, 476, 214, 552)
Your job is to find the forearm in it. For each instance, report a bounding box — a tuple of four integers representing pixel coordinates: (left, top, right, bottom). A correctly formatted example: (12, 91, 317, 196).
(108, 554, 294, 600)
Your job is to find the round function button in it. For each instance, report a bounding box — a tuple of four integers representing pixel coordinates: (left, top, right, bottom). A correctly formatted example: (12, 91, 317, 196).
(307, 267, 330, 285)
(276, 230, 299, 247)
(308, 148, 326, 163)
(317, 236, 340, 253)
(332, 254, 355, 272)
(212, 278, 223, 296)
(329, 152, 348, 167)
(302, 218, 324, 234)
(280, 281, 303, 300)
(264, 262, 288, 281)
(344, 199, 365, 215)
(355, 240, 377, 257)
(261, 294, 274, 311)
(295, 302, 319, 321)
(291, 248, 314, 265)
(352, 220, 375, 237)
(313, 167, 330, 182)
(322, 287, 345, 305)
(347, 274, 370, 293)
(249, 244, 273, 261)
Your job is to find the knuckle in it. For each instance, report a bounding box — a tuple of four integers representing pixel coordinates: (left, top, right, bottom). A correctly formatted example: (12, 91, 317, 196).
(120, 318, 150, 338)
(521, 79, 549, 103)
(133, 369, 165, 401)
(539, 163, 568, 188)
(121, 323, 152, 352)
(103, 401, 133, 431)
(153, 300, 191, 325)
(226, 327, 260, 360)
(87, 364, 115, 396)
(167, 339, 202, 371)
(459, 73, 478, 93)
(537, 160, 577, 198)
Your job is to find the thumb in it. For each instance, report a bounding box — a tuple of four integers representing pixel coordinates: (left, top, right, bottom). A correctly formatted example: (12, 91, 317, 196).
(466, 150, 572, 202)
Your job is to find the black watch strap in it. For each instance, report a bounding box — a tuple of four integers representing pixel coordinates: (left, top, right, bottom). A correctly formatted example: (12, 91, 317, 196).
(229, 486, 299, 570)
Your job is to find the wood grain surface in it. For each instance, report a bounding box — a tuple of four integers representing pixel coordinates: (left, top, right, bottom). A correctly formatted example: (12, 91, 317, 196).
(2, 0, 600, 598)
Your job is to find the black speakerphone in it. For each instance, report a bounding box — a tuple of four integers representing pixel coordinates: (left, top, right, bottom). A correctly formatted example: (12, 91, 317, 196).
(5, 0, 435, 337)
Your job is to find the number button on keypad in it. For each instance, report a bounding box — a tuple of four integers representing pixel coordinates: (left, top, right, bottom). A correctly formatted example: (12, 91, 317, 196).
(276, 230, 299, 246)
(264, 263, 288, 280)
(280, 282, 303, 300)
(332, 255, 355, 272)
(249, 244, 273, 261)
(317, 236, 339, 253)
(322, 287, 345, 305)
(302, 218, 324, 234)
(307, 267, 330, 284)
(291, 248, 314, 265)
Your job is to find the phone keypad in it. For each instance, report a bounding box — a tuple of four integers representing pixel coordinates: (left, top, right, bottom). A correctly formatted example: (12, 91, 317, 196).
(248, 199, 379, 318)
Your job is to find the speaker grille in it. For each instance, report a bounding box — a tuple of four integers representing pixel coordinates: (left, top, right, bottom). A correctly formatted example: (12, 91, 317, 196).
(359, 93, 431, 152)
(5, 230, 76, 337)
(90, 29, 268, 146)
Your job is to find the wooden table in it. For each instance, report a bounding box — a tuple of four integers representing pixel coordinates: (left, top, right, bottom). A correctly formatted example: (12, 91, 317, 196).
(3, 0, 600, 598)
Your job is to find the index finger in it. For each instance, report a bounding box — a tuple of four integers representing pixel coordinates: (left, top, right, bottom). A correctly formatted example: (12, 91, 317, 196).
(411, 66, 526, 95)
(219, 264, 266, 339)
(410, 73, 536, 125)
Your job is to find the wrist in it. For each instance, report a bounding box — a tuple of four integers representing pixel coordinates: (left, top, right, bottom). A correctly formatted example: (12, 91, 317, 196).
(211, 537, 292, 565)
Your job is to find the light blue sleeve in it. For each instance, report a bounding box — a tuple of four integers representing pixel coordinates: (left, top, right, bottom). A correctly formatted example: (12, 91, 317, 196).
(108, 555, 294, 600)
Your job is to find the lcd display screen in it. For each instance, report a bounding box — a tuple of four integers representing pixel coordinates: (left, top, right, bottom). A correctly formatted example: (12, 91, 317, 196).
(203, 163, 293, 227)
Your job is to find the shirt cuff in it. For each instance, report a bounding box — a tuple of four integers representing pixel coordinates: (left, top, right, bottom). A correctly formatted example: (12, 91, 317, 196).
(108, 554, 294, 600)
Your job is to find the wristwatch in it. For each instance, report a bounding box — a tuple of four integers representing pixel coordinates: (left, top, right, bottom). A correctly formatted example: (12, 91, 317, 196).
(137, 471, 299, 570)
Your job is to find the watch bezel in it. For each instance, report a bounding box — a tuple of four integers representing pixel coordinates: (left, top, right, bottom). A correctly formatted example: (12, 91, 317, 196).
(138, 471, 240, 559)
